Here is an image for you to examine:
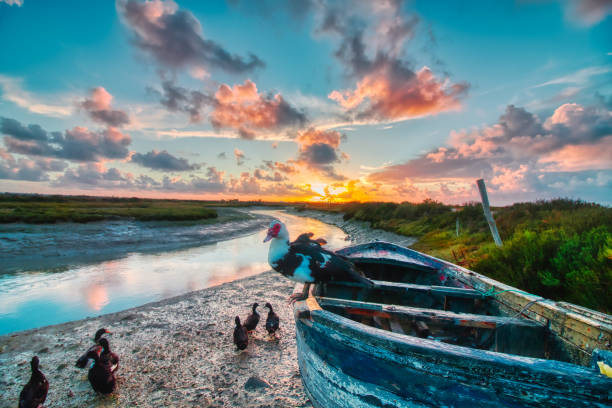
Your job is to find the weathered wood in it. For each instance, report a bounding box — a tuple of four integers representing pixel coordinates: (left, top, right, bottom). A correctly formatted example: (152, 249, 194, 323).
(318, 297, 542, 330)
(296, 310, 612, 408)
(413, 321, 430, 338)
(329, 279, 484, 299)
(477, 178, 503, 247)
(337, 241, 612, 358)
(372, 280, 484, 299)
(388, 317, 406, 335)
(298, 240, 612, 407)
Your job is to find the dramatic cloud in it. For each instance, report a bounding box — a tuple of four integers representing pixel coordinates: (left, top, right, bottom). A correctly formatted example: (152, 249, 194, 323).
(253, 168, 286, 181)
(130, 149, 201, 171)
(53, 162, 134, 189)
(1, 118, 132, 162)
(294, 128, 347, 180)
(320, 0, 468, 123)
(79, 87, 130, 127)
(329, 65, 468, 122)
(262, 160, 297, 174)
(234, 148, 245, 165)
(0, 75, 72, 117)
(150, 79, 212, 123)
(153, 166, 226, 193)
(368, 103, 612, 202)
(118, 0, 264, 74)
(210, 80, 307, 139)
(0, 149, 66, 181)
(151, 78, 306, 135)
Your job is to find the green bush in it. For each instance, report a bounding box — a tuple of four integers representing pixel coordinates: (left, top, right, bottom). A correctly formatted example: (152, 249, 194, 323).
(307, 198, 611, 312)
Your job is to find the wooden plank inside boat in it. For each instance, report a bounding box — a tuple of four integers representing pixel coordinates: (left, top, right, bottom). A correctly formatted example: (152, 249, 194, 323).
(318, 297, 542, 330)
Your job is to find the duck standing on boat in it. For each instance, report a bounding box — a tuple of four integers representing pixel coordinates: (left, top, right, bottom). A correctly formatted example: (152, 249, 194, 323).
(264, 220, 373, 301)
(18, 356, 48, 408)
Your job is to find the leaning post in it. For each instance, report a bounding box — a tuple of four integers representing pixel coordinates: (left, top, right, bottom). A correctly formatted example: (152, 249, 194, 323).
(476, 179, 503, 247)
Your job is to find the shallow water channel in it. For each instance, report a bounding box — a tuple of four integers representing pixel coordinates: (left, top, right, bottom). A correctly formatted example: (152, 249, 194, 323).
(0, 209, 347, 334)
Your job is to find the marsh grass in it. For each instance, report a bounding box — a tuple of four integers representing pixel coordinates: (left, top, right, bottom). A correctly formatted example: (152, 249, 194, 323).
(0, 194, 218, 223)
(302, 199, 612, 312)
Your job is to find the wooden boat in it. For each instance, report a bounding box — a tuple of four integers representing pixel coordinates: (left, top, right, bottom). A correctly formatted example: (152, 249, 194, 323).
(292, 241, 612, 408)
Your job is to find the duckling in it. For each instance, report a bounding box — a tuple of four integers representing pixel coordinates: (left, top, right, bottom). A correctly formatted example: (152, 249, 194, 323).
(87, 346, 116, 394)
(264, 302, 280, 336)
(18, 356, 48, 408)
(76, 328, 111, 368)
(233, 316, 248, 350)
(243, 303, 260, 332)
(98, 338, 119, 373)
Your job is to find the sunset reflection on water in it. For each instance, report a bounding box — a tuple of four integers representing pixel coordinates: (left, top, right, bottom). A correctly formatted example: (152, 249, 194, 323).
(0, 210, 347, 334)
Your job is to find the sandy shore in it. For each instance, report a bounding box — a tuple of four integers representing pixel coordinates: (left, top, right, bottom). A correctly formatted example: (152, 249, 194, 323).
(1, 272, 309, 408)
(0, 209, 411, 407)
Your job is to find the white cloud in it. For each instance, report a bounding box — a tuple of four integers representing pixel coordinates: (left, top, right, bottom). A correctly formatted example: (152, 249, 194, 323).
(156, 129, 293, 141)
(532, 66, 611, 88)
(0, 0, 23, 6)
(0, 74, 72, 117)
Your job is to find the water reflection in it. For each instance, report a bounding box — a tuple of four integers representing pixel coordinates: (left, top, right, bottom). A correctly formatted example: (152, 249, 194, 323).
(0, 210, 347, 334)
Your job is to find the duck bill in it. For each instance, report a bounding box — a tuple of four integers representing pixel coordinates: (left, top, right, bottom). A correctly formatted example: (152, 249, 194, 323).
(263, 231, 273, 242)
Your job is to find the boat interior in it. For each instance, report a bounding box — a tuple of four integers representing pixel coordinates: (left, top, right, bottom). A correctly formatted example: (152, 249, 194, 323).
(312, 259, 582, 365)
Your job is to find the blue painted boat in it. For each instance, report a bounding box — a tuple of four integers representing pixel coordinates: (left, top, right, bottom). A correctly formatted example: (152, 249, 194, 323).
(292, 241, 612, 408)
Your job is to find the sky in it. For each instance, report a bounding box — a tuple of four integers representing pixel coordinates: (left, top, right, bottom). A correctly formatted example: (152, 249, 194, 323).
(0, 0, 610, 205)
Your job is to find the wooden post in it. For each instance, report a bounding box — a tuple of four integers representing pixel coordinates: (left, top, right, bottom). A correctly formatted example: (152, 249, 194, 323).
(456, 217, 460, 237)
(476, 179, 503, 247)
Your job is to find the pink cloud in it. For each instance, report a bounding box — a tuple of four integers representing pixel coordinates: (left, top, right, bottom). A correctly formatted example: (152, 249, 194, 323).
(539, 136, 612, 172)
(210, 80, 306, 139)
(329, 66, 468, 123)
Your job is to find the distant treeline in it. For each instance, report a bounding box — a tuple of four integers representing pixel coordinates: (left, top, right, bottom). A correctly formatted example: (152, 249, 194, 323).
(301, 199, 612, 313)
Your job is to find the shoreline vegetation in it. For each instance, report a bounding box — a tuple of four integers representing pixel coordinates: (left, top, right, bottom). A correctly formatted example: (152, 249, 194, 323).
(299, 199, 612, 313)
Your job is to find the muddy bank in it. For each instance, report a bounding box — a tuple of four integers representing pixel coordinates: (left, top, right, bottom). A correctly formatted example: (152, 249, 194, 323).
(0, 271, 310, 408)
(0, 208, 272, 274)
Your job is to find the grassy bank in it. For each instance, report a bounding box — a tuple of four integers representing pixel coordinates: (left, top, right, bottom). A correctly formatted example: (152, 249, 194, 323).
(300, 199, 612, 313)
(0, 194, 219, 223)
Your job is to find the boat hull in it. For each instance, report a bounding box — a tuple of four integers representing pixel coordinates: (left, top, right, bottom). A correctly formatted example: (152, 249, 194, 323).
(295, 311, 612, 408)
(293, 242, 612, 408)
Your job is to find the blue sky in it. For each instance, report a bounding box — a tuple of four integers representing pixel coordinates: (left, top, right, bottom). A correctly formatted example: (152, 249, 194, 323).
(0, 0, 610, 204)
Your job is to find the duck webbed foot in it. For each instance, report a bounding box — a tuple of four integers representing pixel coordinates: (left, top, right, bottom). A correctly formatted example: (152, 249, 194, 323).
(288, 283, 311, 304)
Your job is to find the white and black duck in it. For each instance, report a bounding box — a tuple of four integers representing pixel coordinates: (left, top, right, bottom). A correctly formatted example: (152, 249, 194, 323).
(264, 220, 373, 301)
